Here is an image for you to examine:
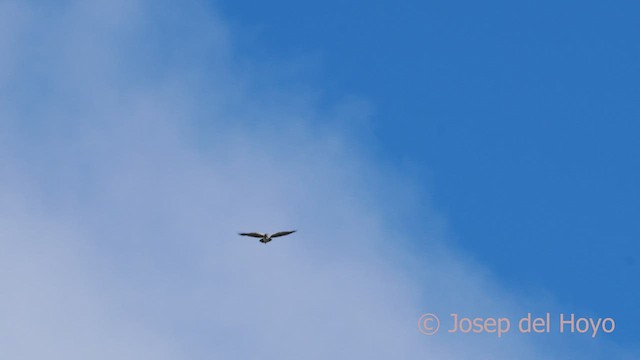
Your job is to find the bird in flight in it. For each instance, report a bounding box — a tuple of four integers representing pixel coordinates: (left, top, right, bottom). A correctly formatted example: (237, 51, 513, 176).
(238, 230, 296, 244)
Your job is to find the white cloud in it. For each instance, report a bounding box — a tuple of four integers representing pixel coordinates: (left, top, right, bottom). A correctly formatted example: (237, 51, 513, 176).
(0, 1, 636, 359)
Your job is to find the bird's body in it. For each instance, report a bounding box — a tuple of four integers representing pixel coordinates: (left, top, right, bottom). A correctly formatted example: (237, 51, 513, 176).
(238, 230, 296, 244)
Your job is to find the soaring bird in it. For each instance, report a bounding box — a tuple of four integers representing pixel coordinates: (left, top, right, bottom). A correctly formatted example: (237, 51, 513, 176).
(238, 230, 296, 244)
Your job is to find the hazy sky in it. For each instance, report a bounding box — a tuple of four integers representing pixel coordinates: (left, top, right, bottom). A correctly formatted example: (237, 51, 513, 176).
(1, 0, 638, 358)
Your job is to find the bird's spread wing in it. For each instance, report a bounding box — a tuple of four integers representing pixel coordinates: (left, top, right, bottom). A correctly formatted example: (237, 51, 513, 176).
(270, 230, 296, 238)
(239, 232, 265, 238)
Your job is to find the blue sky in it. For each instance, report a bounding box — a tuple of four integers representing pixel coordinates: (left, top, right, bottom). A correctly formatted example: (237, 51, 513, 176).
(218, 0, 640, 343)
(0, 0, 638, 358)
